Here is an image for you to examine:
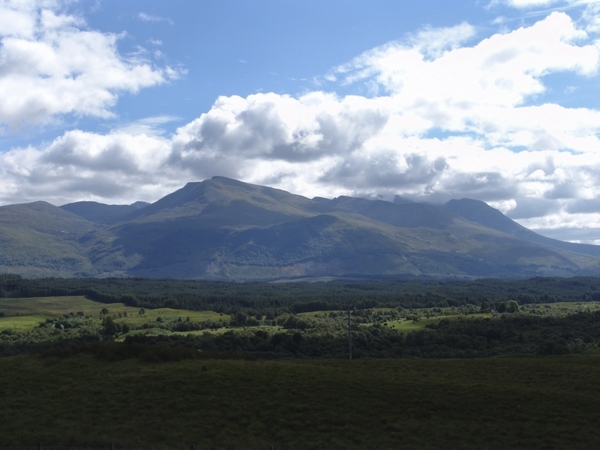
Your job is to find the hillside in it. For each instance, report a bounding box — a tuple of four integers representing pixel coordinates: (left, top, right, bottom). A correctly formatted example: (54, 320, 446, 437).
(1, 177, 600, 280)
(443, 198, 600, 257)
(0, 202, 97, 277)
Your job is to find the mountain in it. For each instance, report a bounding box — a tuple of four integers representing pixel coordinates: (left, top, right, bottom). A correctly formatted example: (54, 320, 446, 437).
(443, 198, 600, 257)
(1, 177, 600, 280)
(61, 201, 150, 224)
(315, 196, 457, 229)
(0, 202, 98, 277)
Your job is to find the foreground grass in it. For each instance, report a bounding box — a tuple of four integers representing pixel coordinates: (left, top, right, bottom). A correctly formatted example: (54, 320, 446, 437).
(1, 354, 600, 449)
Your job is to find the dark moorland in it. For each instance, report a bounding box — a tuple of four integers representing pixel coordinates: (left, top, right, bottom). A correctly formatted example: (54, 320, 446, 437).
(2, 354, 600, 449)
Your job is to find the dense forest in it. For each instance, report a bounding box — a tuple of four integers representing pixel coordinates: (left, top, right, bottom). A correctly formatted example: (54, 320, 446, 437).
(2, 274, 600, 314)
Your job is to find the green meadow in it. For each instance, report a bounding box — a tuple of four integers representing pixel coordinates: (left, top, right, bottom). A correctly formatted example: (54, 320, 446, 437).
(0, 296, 229, 332)
(2, 296, 482, 336)
(0, 296, 139, 323)
(119, 307, 227, 326)
(299, 307, 493, 332)
(385, 312, 492, 332)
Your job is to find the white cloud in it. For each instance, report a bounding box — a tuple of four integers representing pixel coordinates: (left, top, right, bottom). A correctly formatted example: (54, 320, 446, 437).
(114, 115, 181, 137)
(0, 0, 177, 131)
(494, 0, 600, 8)
(324, 12, 600, 155)
(493, 0, 600, 35)
(0, 129, 177, 205)
(581, 2, 600, 32)
(138, 12, 173, 25)
(502, 0, 561, 7)
(335, 12, 596, 107)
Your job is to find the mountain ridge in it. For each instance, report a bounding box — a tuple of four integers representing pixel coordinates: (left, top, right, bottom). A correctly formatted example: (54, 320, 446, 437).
(61, 200, 150, 225)
(442, 198, 600, 258)
(1, 176, 599, 280)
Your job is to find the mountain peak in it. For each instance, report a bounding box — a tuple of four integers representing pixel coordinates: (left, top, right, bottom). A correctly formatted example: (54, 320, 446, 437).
(393, 195, 413, 205)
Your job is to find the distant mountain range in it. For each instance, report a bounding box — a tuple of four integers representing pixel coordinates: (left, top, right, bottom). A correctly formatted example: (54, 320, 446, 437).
(1, 176, 600, 280)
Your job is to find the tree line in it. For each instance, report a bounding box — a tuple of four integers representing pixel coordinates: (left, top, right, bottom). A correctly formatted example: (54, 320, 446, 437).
(2, 274, 600, 315)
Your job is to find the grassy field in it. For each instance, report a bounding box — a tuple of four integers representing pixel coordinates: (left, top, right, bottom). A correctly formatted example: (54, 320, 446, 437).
(0, 296, 228, 332)
(119, 307, 227, 326)
(0, 354, 600, 449)
(173, 324, 285, 337)
(0, 314, 50, 331)
(385, 313, 491, 332)
(299, 308, 492, 332)
(0, 296, 140, 323)
(370, 302, 600, 332)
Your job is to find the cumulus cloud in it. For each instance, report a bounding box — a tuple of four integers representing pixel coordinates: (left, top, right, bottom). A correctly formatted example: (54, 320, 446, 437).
(0, 129, 178, 205)
(494, 0, 600, 35)
(0, 0, 177, 131)
(4, 8, 600, 242)
(334, 13, 596, 107)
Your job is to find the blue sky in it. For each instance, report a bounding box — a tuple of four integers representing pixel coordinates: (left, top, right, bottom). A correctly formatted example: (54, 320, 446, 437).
(2, 0, 600, 243)
(80, 0, 498, 135)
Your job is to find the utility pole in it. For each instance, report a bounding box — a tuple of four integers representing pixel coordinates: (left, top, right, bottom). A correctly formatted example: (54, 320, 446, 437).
(347, 306, 352, 360)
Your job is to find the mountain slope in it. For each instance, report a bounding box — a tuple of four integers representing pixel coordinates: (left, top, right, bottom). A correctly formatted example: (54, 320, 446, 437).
(443, 199, 600, 257)
(315, 196, 457, 229)
(0, 202, 97, 277)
